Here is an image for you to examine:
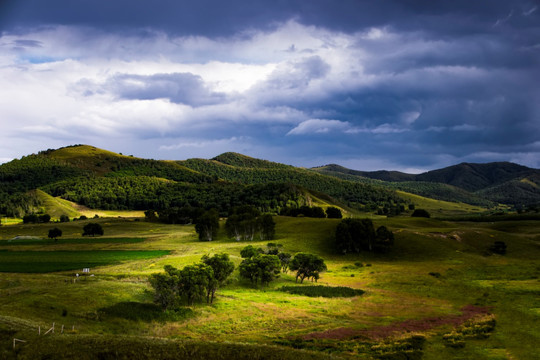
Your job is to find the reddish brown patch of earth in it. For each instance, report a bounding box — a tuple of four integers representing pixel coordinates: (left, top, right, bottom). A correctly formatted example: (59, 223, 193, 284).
(302, 305, 491, 341)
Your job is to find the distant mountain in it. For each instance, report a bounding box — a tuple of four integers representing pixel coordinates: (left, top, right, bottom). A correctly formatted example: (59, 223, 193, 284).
(312, 161, 540, 206)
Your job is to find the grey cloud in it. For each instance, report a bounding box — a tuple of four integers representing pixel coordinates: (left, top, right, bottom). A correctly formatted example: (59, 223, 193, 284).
(102, 73, 226, 107)
(266, 56, 330, 90)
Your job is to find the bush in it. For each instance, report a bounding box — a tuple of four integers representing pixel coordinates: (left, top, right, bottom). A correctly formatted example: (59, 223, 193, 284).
(411, 209, 430, 218)
(325, 207, 342, 219)
(489, 241, 507, 255)
(83, 223, 104, 236)
(279, 285, 364, 298)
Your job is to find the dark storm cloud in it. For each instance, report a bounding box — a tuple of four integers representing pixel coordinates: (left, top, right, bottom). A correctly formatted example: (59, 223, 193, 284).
(1, 0, 539, 170)
(2, 0, 535, 36)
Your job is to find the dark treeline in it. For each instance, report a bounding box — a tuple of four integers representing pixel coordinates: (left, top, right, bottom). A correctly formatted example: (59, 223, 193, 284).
(43, 177, 311, 214)
(0, 155, 88, 194)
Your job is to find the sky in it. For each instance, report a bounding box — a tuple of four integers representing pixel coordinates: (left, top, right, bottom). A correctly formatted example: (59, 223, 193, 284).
(1, 0, 539, 172)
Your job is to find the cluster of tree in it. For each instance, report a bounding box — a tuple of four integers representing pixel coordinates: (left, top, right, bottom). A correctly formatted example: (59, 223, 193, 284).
(194, 209, 220, 241)
(149, 253, 234, 309)
(238, 244, 294, 286)
(23, 213, 51, 224)
(0, 154, 88, 194)
(0, 191, 42, 218)
(335, 218, 395, 254)
(238, 244, 326, 286)
(44, 177, 309, 214)
(225, 206, 275, 241)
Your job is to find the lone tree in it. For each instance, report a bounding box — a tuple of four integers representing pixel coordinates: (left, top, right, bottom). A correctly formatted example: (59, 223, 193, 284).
(82, 222, 104, 236)
(59, 214, 70, 223)
(195, 209, 220, 241)
(289, 253, 327, 283)
(201, 253, 235, 303)
(48, 227, 62, 242)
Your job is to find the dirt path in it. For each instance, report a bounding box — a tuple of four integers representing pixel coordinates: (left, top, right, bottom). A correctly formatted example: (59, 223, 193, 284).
(302, 305, 491, 341)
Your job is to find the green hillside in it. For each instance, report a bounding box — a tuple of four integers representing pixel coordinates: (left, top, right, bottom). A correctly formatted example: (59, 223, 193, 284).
(313, 161, 540, 207)
(180, 157, 402, 209)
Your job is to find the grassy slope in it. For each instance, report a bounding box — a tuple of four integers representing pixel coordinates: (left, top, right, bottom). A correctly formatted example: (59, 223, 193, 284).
(0, 216, 538, 359)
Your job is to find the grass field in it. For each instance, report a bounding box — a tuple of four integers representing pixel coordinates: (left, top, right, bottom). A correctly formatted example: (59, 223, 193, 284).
(0, 215, 538, 359)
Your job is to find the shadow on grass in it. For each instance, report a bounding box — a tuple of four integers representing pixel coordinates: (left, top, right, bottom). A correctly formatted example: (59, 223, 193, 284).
(99, 302, 194, 322)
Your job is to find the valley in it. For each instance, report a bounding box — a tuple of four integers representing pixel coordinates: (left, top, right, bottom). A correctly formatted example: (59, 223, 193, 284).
(0, 145, 539, 359)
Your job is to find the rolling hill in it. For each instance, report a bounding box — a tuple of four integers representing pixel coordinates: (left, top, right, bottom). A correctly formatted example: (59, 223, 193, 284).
(313, 161, 540, 206)
(1, 145, 538, 220)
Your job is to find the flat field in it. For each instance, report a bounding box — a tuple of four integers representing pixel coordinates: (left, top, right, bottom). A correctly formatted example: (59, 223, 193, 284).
(0, 215, 538, 359)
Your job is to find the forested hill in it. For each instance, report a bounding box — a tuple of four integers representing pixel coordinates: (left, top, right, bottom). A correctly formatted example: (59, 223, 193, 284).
(312, 162, 540, 206)
(179, 156, 401, 209)
(0, 145, 401, 217)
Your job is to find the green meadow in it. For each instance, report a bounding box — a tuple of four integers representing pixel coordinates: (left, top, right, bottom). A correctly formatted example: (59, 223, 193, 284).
(0, 215, 539, 359)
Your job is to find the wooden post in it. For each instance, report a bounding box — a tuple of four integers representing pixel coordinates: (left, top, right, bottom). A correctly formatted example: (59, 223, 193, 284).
(38, 326, 40, 335)
(61, 324, 64, 334)
(13, 338, 26, 349)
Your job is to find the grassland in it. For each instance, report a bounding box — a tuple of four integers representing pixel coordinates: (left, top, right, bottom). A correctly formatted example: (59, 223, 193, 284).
(0, 215, 539, 359)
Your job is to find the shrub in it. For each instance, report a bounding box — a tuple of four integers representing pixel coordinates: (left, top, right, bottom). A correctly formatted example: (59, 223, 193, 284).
(279, 285, 364, 298)
(489, 241, 507, 255)
(82, 223, 104, 236)
(411, 209, 430, 218)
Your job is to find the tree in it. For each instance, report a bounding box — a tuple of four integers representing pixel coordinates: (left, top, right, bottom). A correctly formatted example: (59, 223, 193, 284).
(38, 214, 51, 223)
(225, 206, 260, 241)
(59, 214, 70, 223)
(411, 209, 430, 218)
(240, 245, 263, 258)
(82, 222, 104, 236)
(149, 265, 181, 310)
(179, 263, 214, 305)
(335, 218, 376, 253)
(326, 207, 343, 219)
(144, 209, 158, 222)
(239, 254, 281, 286)
(48, 227, 62, 242)
(277, 252, 292, 272)
(374, 225, 394, 253)
(195, 209, 219, 241)
(201, 253, 235, 303)
(257, 214, 276, 241)
(289, 253, 327, 283)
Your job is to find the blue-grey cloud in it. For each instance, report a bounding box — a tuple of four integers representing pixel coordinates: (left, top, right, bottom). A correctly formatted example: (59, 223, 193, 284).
(99, 73, 226, 107)
(0, 1, 539, 171)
